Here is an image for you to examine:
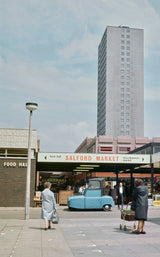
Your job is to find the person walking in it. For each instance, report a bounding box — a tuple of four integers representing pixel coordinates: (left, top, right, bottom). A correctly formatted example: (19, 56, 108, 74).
(132, 179, 148, 234)
(41, 182, 57, 230)
(116, 182, 125, 209)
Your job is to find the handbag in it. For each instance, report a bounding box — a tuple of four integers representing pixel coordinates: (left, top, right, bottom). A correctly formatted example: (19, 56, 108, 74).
(52, 210, 59, 224)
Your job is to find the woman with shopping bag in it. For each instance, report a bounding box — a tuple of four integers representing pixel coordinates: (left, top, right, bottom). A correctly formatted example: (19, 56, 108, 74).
(41, 182, 57, 230)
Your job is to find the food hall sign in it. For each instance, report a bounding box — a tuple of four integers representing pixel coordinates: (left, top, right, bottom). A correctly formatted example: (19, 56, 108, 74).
(38, 153, 150, 164)
(3, 162, 27, 168)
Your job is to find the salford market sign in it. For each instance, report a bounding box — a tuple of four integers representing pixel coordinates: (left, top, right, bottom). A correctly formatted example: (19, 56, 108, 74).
(38, 153, 150, 164)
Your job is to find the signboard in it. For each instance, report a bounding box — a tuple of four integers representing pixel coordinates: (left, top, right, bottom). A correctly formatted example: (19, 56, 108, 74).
(38, 153, 150, 164)
(152, 152, 160, 163)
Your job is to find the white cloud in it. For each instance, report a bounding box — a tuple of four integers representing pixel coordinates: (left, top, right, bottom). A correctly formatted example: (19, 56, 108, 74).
(0, 54, 96, 103)
(39, 121, 96, 152)
(1, 0, 160, 151)
(59, 27, 99, 61)
(145, 88, 160, 101)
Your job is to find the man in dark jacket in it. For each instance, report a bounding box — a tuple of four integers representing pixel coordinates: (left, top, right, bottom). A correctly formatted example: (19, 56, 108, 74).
(133, 179, 148, 234)
(116, 182, 125, 209)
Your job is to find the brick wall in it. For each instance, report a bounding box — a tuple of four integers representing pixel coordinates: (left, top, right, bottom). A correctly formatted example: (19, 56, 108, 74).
(0, 158, 36, 207)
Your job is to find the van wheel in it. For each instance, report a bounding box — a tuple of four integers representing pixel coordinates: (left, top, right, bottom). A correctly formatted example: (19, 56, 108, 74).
(103, 205, 111, 211)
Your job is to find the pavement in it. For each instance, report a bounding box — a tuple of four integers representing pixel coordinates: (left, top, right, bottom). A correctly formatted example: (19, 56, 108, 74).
(0, 205, 160, 257)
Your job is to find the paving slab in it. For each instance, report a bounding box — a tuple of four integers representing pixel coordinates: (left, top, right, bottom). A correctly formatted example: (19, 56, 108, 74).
(0, 205, 160, 257)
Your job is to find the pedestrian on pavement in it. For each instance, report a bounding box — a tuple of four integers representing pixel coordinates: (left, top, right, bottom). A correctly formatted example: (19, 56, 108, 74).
(111, 185, 117, 204)
(41, 182, 57, 230)
(116, 182, 125, 209)
(132, 179, 148, 234)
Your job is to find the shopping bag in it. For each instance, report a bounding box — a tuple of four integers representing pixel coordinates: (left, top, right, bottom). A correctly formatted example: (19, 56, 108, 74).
(52, 210, 59, 224)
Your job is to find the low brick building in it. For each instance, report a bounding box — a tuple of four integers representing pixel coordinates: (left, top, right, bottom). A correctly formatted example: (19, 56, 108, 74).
(0, 128, 38, 207)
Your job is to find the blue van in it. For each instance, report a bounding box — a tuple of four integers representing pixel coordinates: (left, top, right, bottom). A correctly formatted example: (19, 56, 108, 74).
(68, 178, 114, 211)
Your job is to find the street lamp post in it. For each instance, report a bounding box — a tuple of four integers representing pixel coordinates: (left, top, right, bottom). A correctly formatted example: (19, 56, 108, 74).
(25, 102, 38, 220)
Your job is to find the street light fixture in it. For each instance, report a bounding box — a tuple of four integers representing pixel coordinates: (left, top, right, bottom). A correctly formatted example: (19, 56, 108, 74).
(25, 102, 38, 220)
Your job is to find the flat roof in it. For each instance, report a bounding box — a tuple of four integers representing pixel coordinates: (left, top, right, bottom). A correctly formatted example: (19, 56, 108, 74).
(37, 152, 155, 174)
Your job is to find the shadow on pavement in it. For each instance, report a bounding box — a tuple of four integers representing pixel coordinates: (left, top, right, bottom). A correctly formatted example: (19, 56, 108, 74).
(113, 227, 133, 234)
(29, 226, 56, 230)
(148, 218, 160, 225)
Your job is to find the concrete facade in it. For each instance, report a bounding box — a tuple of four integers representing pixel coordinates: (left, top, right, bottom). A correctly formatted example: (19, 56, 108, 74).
(75, 136, 160, 154)
(97, 26, 144, 138)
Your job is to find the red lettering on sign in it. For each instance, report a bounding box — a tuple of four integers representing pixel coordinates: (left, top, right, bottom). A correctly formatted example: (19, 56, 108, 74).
(88, 156, 92, 161)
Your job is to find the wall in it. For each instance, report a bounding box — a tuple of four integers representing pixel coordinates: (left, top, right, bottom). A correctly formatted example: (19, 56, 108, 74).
(0, 158, 36, 207)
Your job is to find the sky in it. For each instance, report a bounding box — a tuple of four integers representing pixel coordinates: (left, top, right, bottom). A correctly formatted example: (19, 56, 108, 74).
(1, 0, 160, 152)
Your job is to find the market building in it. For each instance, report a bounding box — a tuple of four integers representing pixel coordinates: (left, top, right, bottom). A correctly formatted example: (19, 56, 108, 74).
(74, 135, 160, 194)
(1, 128, 160, 207)
(75, 136, 160, 154)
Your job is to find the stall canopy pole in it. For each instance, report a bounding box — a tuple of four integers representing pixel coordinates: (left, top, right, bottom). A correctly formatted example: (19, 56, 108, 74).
(130, 169, 134, 196)
(116, 171, 118, 185)
(151, 163, 154, 196)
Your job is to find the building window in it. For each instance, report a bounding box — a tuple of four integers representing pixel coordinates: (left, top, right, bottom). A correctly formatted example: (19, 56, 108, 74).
(121, 34, 125, 38)
(121, 40, 125, 44)
(127, 82, 130, 86)
(121, 100, 124, 104)
(127, 64, 130, 68)
(121, 119, 124, 122)
(121, 112, 124, 116)
(126, 119, 130, 122)
(100, 147, 112, 152)
(121, 82, 124, 85)
(126, 88, 130, 92)
(121, 58, 124, 62)
(121, 52, 124, 56)
(127, 46, 130, 50)
(121, 106, 124, 110)
(126, 52, 130, 56)
(126, 35, 130, 38)
(121, 125, 124, 128)
(121, 94, 124, 98)
(121, 63, 124, 68)
(121, 88, 124, 92)
(121, 46, 125, 50)
(127, 29, 130, 33)
(121, 69, 124, 73)
(126, 106, 130, 110)
(127, 58, 130, 62)
(119, 147, 131, 152)
(121, 75, 124, 79)
(127, 41, 130, 44)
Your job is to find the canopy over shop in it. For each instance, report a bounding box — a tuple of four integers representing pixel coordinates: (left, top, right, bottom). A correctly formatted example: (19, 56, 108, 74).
(36, 152, 160, 195)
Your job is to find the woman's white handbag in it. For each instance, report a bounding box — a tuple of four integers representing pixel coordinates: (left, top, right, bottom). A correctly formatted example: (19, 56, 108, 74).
(52, 210, 59, 224)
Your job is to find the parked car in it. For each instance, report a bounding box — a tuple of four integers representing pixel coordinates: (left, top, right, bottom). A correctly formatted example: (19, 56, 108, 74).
(68, 178, 114, 211)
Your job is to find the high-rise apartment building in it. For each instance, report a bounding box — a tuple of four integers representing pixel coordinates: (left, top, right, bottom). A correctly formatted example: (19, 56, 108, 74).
(97, 26, 144, 138)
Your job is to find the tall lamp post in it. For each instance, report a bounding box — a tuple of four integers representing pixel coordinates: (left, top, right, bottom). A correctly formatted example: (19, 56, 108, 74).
(25, 102, 38, 220)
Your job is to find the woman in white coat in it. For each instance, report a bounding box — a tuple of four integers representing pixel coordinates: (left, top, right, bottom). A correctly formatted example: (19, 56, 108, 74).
(41, 182, 57, 230)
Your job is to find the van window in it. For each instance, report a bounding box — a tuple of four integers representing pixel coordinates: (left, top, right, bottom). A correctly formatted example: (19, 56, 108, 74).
(88, 180, 101, 189)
